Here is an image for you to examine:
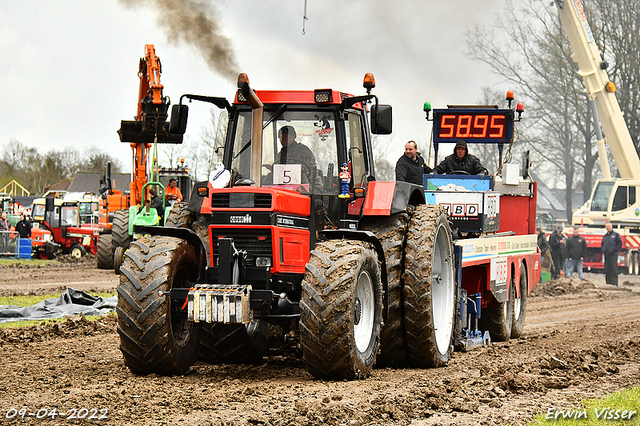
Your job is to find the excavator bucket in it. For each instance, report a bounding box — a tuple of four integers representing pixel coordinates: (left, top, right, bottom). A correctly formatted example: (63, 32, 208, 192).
(118, 120, 184, 144)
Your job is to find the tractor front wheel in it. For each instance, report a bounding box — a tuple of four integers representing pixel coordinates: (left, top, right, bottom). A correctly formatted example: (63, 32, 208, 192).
(112, 209, 131, 251)
(97, 234, 114, 269)
(70, 244, 86, 259)
(300, 240, 382, 380)
(117, 236, 201, 375)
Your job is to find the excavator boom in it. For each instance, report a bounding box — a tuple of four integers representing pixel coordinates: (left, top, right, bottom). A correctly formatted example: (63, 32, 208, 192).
(555, 0, 640, 180)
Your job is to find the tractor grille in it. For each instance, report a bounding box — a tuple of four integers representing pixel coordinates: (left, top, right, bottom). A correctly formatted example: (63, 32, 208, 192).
(210, 193, 272, 209)
(211, 228, 272, 266)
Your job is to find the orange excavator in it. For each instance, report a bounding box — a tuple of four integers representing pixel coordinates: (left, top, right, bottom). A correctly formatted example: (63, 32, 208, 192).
(97, 44, 187, 269)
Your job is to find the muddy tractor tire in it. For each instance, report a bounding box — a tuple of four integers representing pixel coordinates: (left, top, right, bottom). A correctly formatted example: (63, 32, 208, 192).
(361, 213, 409, 365)
(481, 269, 514, 342)
(165, 202, 194, 229)
(70, 244, 86, 259)
(112, 209, 131, 251)
(198, 321, 269, 365)
(117, 236, 201, 375)
(403, 205, 456, 368)
(300, 240, 383, 380)
(97, 234, 114, 270)
(511, 261, 528, 338)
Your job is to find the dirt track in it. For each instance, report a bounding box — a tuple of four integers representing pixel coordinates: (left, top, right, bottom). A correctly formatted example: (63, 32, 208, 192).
(0, 258, 639, 425)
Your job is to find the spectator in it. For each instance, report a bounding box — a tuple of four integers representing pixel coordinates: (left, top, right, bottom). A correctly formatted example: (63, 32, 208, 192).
(549, 226, 566, 280)
(537, 227, 549, 283)
(565, 227, 587, 279)
(15, 214, 32, 239)
(0, 212, 9, 253)
(395, 140, 432, 185)
(601, 222, 622, 286)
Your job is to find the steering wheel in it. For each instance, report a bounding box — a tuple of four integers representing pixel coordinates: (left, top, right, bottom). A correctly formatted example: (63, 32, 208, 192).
(449, 170, 470, 175)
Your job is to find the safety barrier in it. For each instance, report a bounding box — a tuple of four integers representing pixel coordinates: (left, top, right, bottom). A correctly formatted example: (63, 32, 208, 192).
(0, 230, 20, 257)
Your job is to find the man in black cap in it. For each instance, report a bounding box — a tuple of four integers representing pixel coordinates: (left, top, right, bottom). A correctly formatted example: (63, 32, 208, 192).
(395, 140, 432, 185)
(435, 140, 487, 175)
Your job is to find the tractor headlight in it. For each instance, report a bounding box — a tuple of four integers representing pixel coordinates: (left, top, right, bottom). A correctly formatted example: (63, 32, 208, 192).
(255, 257, 272, 267)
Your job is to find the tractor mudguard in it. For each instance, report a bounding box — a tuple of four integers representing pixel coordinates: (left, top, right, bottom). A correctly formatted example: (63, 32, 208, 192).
(137, 226, 208, 284)
(360, 181, 425, 216)
(187, 181, 208, 214)
(319, 229, 387, 290)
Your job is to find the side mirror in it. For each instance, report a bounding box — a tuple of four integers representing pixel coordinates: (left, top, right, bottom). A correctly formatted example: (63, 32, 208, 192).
(45, 197, 55, 213)
(170, 104, 189, 135)
(371, 104, 392, 134)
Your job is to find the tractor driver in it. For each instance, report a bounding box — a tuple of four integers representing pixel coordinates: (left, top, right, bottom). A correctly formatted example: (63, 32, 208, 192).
(435, 140, 488, 175)
(272, 125, 322, 191)
(165, 178, 183, 206)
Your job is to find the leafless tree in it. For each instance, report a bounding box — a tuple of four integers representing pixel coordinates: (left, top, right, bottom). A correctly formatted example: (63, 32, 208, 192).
(467, 0, 639, 219)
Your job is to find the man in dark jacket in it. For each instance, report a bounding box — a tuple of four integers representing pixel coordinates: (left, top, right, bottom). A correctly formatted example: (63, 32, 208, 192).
(601, 222, 623, 286)
(549, 226, 565, 279)
(15, 214, 32, 239)
(395, 140, 432, 184)
(565, 227, 587, 279)
(149, 187, 164, 224)
(434, 140, 487, 175)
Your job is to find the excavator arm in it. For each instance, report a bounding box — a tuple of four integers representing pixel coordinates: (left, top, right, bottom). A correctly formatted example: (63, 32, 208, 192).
(118, 44, 183, 206)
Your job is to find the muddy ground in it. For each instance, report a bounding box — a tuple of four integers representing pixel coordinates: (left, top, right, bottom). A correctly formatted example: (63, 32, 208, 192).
(0, 258, 639, 425)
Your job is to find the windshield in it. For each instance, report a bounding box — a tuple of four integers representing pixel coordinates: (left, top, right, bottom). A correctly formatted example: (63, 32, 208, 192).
(591, 181, 615, 212)
(60, 205, 79, 227)
(230, 110, 339, 194)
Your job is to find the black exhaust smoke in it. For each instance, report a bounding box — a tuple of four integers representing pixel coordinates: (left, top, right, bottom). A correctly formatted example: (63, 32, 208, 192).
(118, 0, 239, 82)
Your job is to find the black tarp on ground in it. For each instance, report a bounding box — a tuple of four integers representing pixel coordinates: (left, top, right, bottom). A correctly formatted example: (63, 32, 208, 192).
(0, 288, 116, 323)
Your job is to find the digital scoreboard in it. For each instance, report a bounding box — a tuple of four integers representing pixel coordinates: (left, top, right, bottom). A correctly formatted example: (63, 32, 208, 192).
(432, 108, 514, 144)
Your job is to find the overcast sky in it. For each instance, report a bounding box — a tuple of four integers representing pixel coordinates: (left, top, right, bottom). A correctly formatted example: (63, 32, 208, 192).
(0, 1, 512, 175)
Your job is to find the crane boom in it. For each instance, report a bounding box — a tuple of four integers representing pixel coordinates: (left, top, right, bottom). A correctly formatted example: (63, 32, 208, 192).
(554, 0, 640, 180)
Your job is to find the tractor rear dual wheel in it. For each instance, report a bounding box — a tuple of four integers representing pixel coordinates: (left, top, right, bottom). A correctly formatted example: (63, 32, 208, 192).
(300, 240, 383, 380)
(117, 235, 201, 375)
(403, 204, 456, 368)
(361, 213, 409, 365)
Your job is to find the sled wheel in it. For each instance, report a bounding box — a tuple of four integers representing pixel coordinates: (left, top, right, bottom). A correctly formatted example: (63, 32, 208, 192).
(511, 261, 528, 338)
(97, 233, 114, 269)
(481, 264, 515, 342)
(300, 240, 382, 380)
(117, 236, 201, 375)
(403, 204, 456, 368)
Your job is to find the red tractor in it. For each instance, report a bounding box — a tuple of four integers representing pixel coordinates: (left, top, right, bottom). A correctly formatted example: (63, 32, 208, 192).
(116, 73, 538, 380)
(31, 196, 100, 258)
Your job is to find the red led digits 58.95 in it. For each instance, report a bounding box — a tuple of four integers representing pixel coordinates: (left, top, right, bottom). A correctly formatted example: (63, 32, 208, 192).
(439, 114, 506, 139)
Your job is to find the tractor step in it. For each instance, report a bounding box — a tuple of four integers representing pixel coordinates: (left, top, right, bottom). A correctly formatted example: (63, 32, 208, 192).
(187, 285, 253, 324)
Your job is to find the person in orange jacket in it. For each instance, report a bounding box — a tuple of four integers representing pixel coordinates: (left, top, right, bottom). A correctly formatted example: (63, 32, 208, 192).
(165, 178, 183, 206)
